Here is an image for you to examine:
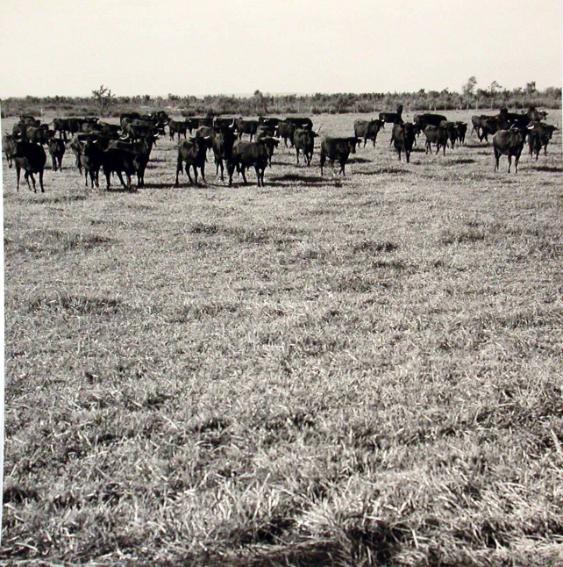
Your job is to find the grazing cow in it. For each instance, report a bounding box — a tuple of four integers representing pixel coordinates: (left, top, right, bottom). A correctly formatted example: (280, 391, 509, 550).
(236, 118, 259, 140)
(423, 125, 449, 155)
(47, 138, 65, 171)
(226, 139, 274, 187)
(414, 113, 448, 135)
(256, 124, 279, 167)
(212, 126, 237, 181)
(379, 104, 403, 125)
(285, 117, 313, 130)
(478, 116, 500, 142)
(392, 123, 416, 162)
(3, 134, 17, 168)
(527, 122, 558, 160)
(455, 122, 468, 145)
(168, 119, 189, 141)
(277, 120, 296, 147)
(319, 137, 358, 176)
(293, 128, 317, 166)
(80, 140, 104, 187)
(13, 141, 46, 192)
(175, 137, 210, 186)
(493, 128, 527, 173)
(354, 119, 384, 146)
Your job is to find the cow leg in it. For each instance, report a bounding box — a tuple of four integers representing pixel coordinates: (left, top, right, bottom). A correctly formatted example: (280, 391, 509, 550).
(105, 171, 111, 190)
(296, 148, 300, 165)
(85, 169, 89, 187)
(175, 159, 182, 187)
(443, 144, 446, 156)
(507, 155, 512, 173)
(28, 172, 36, 193)
(255, 165, 261, 187)
(185, 165, 193, 185)
(39, 170, 44, 193)
(52, 156, 57, 171)
(398, 149, 401, 161)
(544, 143, 548, 156)
(425, 141, 430, 154)
(406, 150, 410, 164)
(241, 166, 247, 185)
(200, 162, 206, 184)
(116, 171, 126, 189)
(320, 154, 325, 176)
(494, 149, 500, 171)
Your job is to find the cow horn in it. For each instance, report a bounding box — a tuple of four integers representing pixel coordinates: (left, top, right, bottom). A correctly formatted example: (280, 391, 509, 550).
(316, 125, 322, 134)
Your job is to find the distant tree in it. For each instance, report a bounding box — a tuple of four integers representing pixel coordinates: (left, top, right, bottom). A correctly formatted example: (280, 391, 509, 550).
(92, 84, 114, 115)
(525, 81, 537, 95)
(462, 76, 477, 96)
(253, 89, 267, 115)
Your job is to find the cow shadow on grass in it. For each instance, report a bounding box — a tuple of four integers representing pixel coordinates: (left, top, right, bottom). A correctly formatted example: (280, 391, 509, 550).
(529, 165, 563, 173)
(465, 143, 489, 148)
(348, 157, 372, 164)
(358, 168, 413, 176)
(269, 173, 327, 184)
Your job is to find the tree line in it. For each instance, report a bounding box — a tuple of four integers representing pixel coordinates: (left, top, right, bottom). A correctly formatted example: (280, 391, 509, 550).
(1, 79, 560, 118)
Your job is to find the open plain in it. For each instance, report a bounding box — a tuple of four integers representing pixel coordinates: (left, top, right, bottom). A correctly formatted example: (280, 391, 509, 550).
(2, 110, 562, 565)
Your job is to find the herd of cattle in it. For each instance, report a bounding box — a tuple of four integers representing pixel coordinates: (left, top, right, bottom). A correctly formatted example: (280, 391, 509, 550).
(1, 105, 558, 192)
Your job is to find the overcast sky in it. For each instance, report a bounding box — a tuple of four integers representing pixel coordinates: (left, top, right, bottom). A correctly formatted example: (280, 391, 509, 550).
(0, 0, 560, 98)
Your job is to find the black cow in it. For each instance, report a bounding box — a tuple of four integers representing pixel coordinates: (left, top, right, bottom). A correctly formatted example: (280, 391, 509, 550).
(277, 121, 296, 147)
(440, 121, 459, 149)
(227, 139, 274, 187)
(107, 137, 155, 188)
(476, 116, 500, 142)
(98, 122, 121, 138)
(293, 128, 317, 166)
(527, 122, 558, 160)
(13, 141, 46, 192)
(80, 140, 104, 187)
(212, 126, 237, 181)
(455, 122, 467, 145)
(320, 137, 358, 176)
(168, 119, 189, 141)
(414, 113, 448, 135)
(493, 128, 527, 173)
(256, 124, 279, 167)
(354, 119, 384, 147)
(423, 125, 449, 155)
(125, 122, 159, 143)
(379, 104, 403, 125)
(285, 117, 313, 130)
(259, 117, 281, 129)
(175, 137, 209, 186)
(47, 138, 65, 171)
(3, 134, 17, 168)
(195, 126, 215, 149)
(236, 118, 259, 140)
(53, 118, 70, 140)
(102, 148, 138, 190)
(25, 125, 51, 145)
(213, 117, 236, 129)
(392, 123, 416, 162)
(19, 115, 40, 127)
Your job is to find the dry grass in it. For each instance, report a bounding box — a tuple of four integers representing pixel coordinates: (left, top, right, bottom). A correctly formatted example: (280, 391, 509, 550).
(2, 110, 562, 565)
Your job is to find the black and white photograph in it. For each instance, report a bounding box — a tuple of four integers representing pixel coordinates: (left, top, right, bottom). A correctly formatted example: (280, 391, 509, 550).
(1, 0, 561, 564)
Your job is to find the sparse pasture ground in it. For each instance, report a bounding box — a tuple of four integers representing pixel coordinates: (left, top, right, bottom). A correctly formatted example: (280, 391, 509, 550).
(2, 110, 562, 565)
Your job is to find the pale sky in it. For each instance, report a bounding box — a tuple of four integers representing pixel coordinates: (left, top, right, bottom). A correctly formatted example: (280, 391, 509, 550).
(0, 0, 560, 98)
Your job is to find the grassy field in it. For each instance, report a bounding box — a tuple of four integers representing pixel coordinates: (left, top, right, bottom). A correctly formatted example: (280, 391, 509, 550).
(2, 110, 562, 565)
